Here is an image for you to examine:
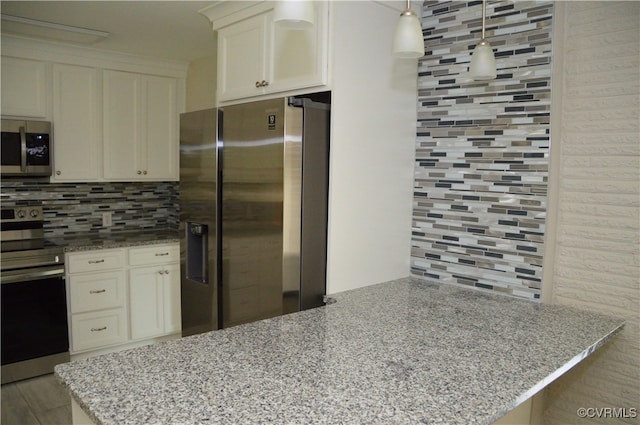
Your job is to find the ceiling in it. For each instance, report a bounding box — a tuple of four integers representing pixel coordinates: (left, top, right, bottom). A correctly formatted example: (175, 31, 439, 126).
(0, 1, 220, 63)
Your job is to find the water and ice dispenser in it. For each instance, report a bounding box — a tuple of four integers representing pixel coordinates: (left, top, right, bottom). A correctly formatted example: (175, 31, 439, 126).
(186, 222, 208, 284)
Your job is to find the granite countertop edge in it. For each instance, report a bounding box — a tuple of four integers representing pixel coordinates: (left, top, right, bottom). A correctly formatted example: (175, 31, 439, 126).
(47, 229, 179, 253)
(487, 321, 625, 423)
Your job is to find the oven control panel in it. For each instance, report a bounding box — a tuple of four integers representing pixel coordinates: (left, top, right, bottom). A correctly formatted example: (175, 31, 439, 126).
(1, 207, 43, 222)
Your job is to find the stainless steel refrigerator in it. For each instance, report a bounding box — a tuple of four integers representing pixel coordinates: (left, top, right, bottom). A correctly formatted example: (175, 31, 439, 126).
(179, 96, 330, 335)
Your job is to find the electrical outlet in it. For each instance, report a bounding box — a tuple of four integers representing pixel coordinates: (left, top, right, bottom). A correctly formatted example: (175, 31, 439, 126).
(102, 212, 113, 227)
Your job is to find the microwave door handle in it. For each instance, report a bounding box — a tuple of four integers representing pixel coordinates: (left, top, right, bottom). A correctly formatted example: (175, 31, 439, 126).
(19, 126, 27, 172)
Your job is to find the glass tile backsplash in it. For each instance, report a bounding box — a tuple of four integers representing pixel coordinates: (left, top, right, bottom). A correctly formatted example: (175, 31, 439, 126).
(0, 181, 178, 237)
(411, 1, 554, 300)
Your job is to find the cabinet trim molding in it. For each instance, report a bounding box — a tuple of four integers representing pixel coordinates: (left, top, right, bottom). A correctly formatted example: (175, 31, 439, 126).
(2, 35, 188, 78)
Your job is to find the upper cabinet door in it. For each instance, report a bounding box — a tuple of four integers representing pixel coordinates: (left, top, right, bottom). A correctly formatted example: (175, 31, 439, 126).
(214, 1, 328, 103)
(1, 57, 48, 118)
(267, 2, 328, 94)
(103, 70, 178, 181)
(143, 75, 178, 180)
(103, 70, 141, 180)
(52, 64, 101, 181)
(217, 13, 269, 102)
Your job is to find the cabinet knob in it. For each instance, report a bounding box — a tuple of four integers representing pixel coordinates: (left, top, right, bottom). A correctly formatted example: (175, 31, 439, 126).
(261, 80, 269, 87)
(255, 81, 261, 88)
(56, 170, 61, 175)
(137, 170, 142, 175)
(143, 170, 148, 175)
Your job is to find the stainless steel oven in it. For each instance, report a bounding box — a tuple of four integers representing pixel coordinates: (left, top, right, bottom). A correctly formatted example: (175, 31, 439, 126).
(1, 206, 68, 384)
(1, 119, 52, 177)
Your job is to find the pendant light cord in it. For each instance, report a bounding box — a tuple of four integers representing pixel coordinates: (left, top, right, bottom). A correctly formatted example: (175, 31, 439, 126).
(481, 0, 487, 40)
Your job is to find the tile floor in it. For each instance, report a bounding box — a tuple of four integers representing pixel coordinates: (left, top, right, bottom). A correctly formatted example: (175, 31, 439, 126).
(1, 374, 71, 425)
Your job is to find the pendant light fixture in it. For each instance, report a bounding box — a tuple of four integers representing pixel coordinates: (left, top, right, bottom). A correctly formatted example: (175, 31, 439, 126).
(273, 0, 314, 29)
(469, 0, 497, 80)
(392, 0, 425, 58)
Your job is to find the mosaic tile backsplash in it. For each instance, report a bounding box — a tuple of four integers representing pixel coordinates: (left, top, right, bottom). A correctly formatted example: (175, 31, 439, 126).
(0, 181, 179, 237)
(410, 0, 553, 299)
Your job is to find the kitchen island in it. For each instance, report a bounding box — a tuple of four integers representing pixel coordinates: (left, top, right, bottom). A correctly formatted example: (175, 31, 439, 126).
(55, 277, 624, 425)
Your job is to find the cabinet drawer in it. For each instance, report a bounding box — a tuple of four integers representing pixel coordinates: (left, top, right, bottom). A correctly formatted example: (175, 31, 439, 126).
(69, 271, 125, 313)
(71, 309, 127, 352)
(67, 249, 124, 274)
(128, 244, 179, 266)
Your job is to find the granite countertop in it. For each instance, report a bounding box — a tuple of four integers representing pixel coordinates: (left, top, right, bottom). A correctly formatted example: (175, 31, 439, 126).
(46, 229, 179, 252)
(55, 277, 624, 425)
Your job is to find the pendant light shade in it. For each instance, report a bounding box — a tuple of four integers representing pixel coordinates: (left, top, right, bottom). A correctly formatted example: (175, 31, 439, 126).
(469, 0, 496, 80)
(273, 0, 314, 29)
(470, 40, 497, 80)
(392, 1, 424, 58)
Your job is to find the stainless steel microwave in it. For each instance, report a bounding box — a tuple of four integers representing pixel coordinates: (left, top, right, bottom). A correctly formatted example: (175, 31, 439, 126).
(1, 119, 52, 177)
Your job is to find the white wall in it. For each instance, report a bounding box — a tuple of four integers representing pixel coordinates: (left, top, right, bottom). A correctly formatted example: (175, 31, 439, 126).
(325, 1, 417, 294)
(543, 2, 640, 423)
(186, 54, 217, 112)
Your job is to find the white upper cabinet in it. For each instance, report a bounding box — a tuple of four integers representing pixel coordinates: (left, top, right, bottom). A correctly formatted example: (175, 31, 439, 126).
(217, 12, 268, 101)
(1, 57, 48, 118)
(210, 1, 328, 103)
(144, 75, 179, 180)
(268, 5, 327, 94)
(1, 36, 186, 183)
(52, 64, 101, 181)
(103, 70, 178, 181)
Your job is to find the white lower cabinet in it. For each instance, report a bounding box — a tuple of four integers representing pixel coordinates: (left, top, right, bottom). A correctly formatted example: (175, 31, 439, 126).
(128, 246, 181, 340)
(163, 263, 181, 334)
(129, 266, 164, 340)
(128, 263, 181, 339)
(66, 243, 180, 355)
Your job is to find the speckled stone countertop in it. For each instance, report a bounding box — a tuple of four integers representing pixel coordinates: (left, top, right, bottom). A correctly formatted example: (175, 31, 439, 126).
(46, 229, 179, 253)
(55, 277, 624, 425)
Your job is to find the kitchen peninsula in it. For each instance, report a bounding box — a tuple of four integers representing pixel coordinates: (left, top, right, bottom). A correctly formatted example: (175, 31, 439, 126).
(55, 277, 624, 425)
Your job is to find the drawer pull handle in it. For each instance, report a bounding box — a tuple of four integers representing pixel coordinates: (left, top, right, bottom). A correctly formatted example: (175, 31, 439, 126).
(88, 259, 105, 264)
(154, 253, 170, 256)
(91, 326, 107, 332)
(90, 289, 106, 294)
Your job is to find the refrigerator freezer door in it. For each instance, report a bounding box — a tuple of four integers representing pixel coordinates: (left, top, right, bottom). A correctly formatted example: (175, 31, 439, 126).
(179, 108, 220, 336)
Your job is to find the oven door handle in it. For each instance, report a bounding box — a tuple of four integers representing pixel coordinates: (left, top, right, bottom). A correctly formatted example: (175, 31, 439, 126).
(20, 125, 27, 172)
(1, 266, 65, 285)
